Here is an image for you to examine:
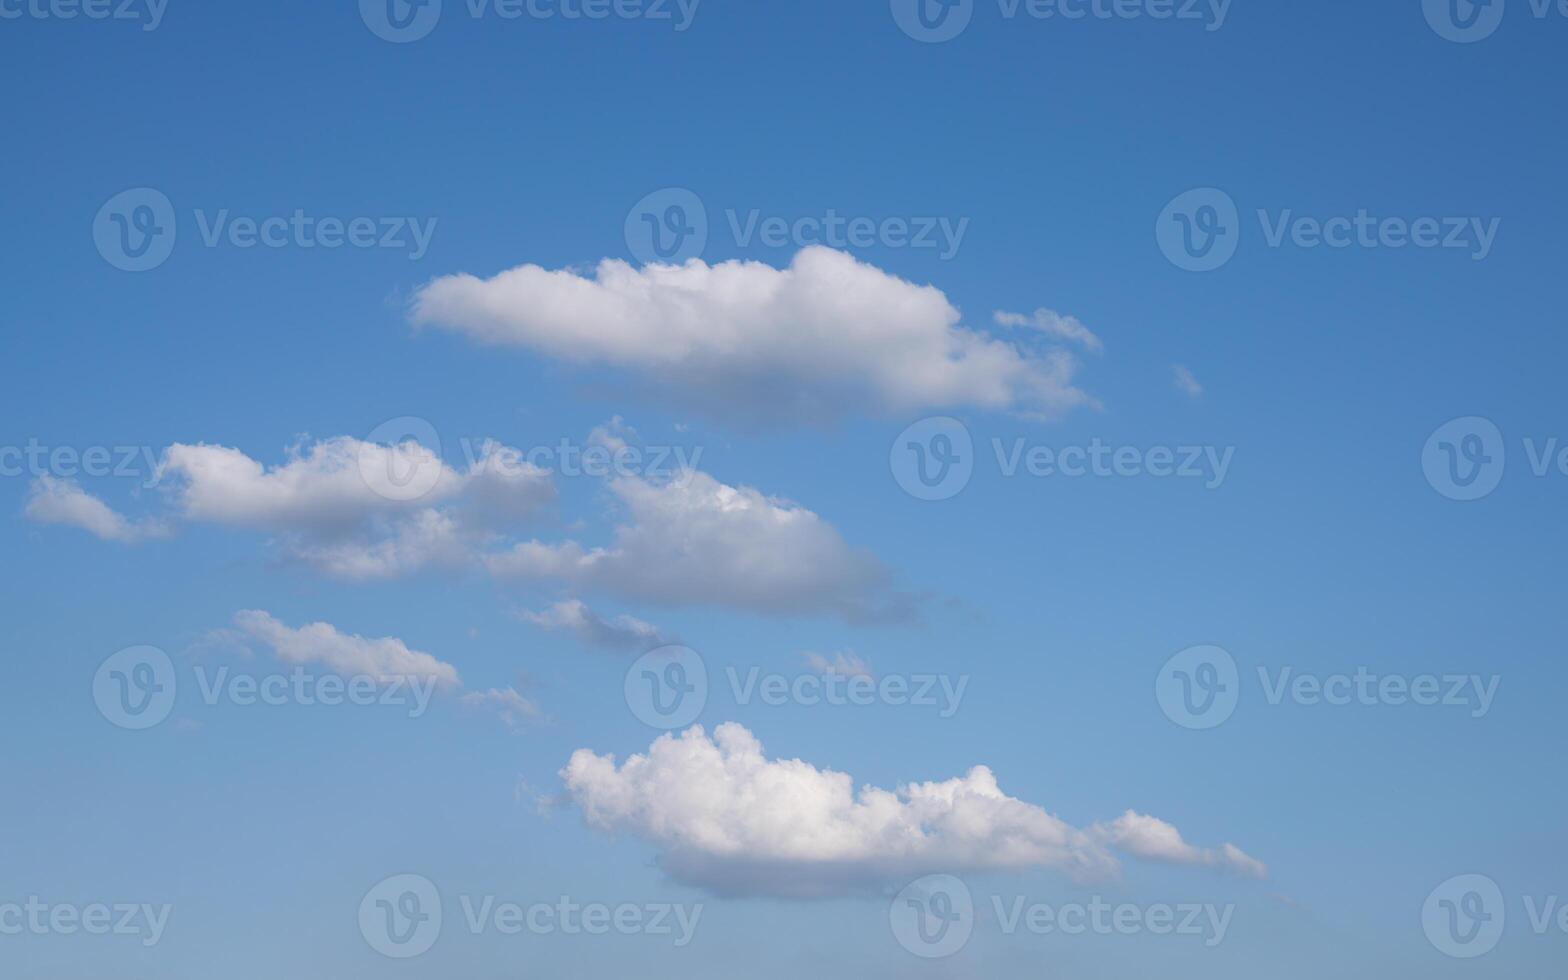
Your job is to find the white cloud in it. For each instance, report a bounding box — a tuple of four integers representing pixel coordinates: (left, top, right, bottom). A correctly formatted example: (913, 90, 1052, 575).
(560, 724, 1263, 898)
(23, 476, 167, 543)
(801, 651, 872, 678)
(486, 471, 899, 622)
(519, 599, 668, 653)
(412, 247, 1094, 425)
(1091, 811, 1265, 879)
(233, 609, 460, 689)
(993, 308, 1104, 354)
(1173, 364, 1204, 398)
(460, 687, 541, 730)
(31, 436, 555, 580)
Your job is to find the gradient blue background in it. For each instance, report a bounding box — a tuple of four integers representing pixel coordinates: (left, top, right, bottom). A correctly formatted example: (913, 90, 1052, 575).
(2, 1, 1565, 977)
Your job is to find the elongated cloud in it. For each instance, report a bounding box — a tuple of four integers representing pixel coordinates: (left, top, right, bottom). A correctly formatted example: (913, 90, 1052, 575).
(23, 476, 167, 543)
(233, 610, 461, 689)
(486, 471, 898, 622)
(519, 599, 668, 653)
(412, 247, 1094, 425)
(560, 724, 1264, 898)
(1091, 811, 1265, 878)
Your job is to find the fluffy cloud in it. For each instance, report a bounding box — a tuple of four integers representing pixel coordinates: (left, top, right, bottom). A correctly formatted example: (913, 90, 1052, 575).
(412, 247, 1094, 425)
(486, 471, 898, 622)
(23, 476, 167, 543)
(233, 610, 461, 689)
(801, 651, 872, 678)
(560, 724, 1264, 898)
(519, 599, 668, 653)
(1091, 811, 1265, 878)
(24, 436, 556, 581)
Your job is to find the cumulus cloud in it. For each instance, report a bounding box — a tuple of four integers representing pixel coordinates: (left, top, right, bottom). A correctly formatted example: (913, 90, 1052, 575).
(993, 308, 1103, 354)
(412, 247, 1095, 425)
(1173, 364, 1204, 398)
(232, 610, 461, 689)
(519, 599, 668, 653)
(486, 471, 899, 622)
(27, 436, 556, 580)
(23, 476, 167, 543)
(560, 724, 1263, 898)
(1091, 811, 1265, 879)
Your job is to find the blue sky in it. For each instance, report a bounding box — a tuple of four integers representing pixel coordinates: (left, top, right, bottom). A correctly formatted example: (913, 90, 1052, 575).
(3, 1, 1567, 977)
